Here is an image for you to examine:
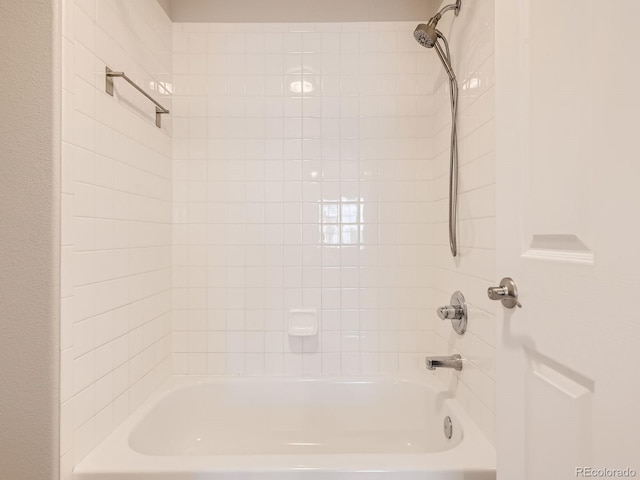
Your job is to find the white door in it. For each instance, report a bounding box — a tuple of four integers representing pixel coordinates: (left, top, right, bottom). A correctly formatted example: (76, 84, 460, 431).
(495, 0, 640, 478)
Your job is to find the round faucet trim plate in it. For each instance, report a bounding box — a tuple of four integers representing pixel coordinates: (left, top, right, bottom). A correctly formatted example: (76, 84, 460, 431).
(438, 291, 467, 335)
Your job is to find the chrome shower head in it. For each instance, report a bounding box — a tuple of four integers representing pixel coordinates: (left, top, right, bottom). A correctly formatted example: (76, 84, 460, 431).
(414, 0, 461, 49)
(414, 23, 438, 48)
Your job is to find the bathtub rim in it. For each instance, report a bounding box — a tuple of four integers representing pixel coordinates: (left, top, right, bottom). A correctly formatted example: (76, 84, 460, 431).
(74, 374, 496, 476)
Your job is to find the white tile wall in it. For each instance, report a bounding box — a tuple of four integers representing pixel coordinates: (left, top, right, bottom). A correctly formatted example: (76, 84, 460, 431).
(171, 21, 436, 377)
(59, 0, 173, 476)
(425, 0, 497, 444)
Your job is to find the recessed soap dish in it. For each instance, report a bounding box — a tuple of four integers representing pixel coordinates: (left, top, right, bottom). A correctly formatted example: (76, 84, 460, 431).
(288, 309, 318, 337)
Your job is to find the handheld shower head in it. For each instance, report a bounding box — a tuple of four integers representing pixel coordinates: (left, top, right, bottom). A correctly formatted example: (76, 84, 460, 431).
(413, 0, 461, 49)
(414, 23, 438, 48)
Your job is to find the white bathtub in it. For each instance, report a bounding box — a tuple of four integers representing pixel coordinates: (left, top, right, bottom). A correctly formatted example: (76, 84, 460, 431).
(74, 376, 495, 479)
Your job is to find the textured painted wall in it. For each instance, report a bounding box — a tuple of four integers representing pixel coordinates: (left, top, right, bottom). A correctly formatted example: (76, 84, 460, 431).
(0, 0, 61, 478)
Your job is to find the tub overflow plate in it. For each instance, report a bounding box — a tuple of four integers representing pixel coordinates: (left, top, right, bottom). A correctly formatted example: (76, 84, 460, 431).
(443, 416, 453, 439)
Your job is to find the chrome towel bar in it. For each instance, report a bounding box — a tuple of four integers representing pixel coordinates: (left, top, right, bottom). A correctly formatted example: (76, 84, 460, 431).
(105, 66, 170, 128)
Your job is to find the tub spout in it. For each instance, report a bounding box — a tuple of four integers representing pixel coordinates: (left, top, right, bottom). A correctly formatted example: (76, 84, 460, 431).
(425, 354, 463, 371)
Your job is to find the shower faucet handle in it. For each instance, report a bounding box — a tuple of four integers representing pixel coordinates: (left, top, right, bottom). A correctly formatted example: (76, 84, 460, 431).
(488, 277, 522, 309)
(437, 305, 464, 320)
(436, 291, 467, 335)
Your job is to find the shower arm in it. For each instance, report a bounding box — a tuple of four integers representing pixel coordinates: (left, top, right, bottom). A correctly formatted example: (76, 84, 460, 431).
(431, 0, 462, 24)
